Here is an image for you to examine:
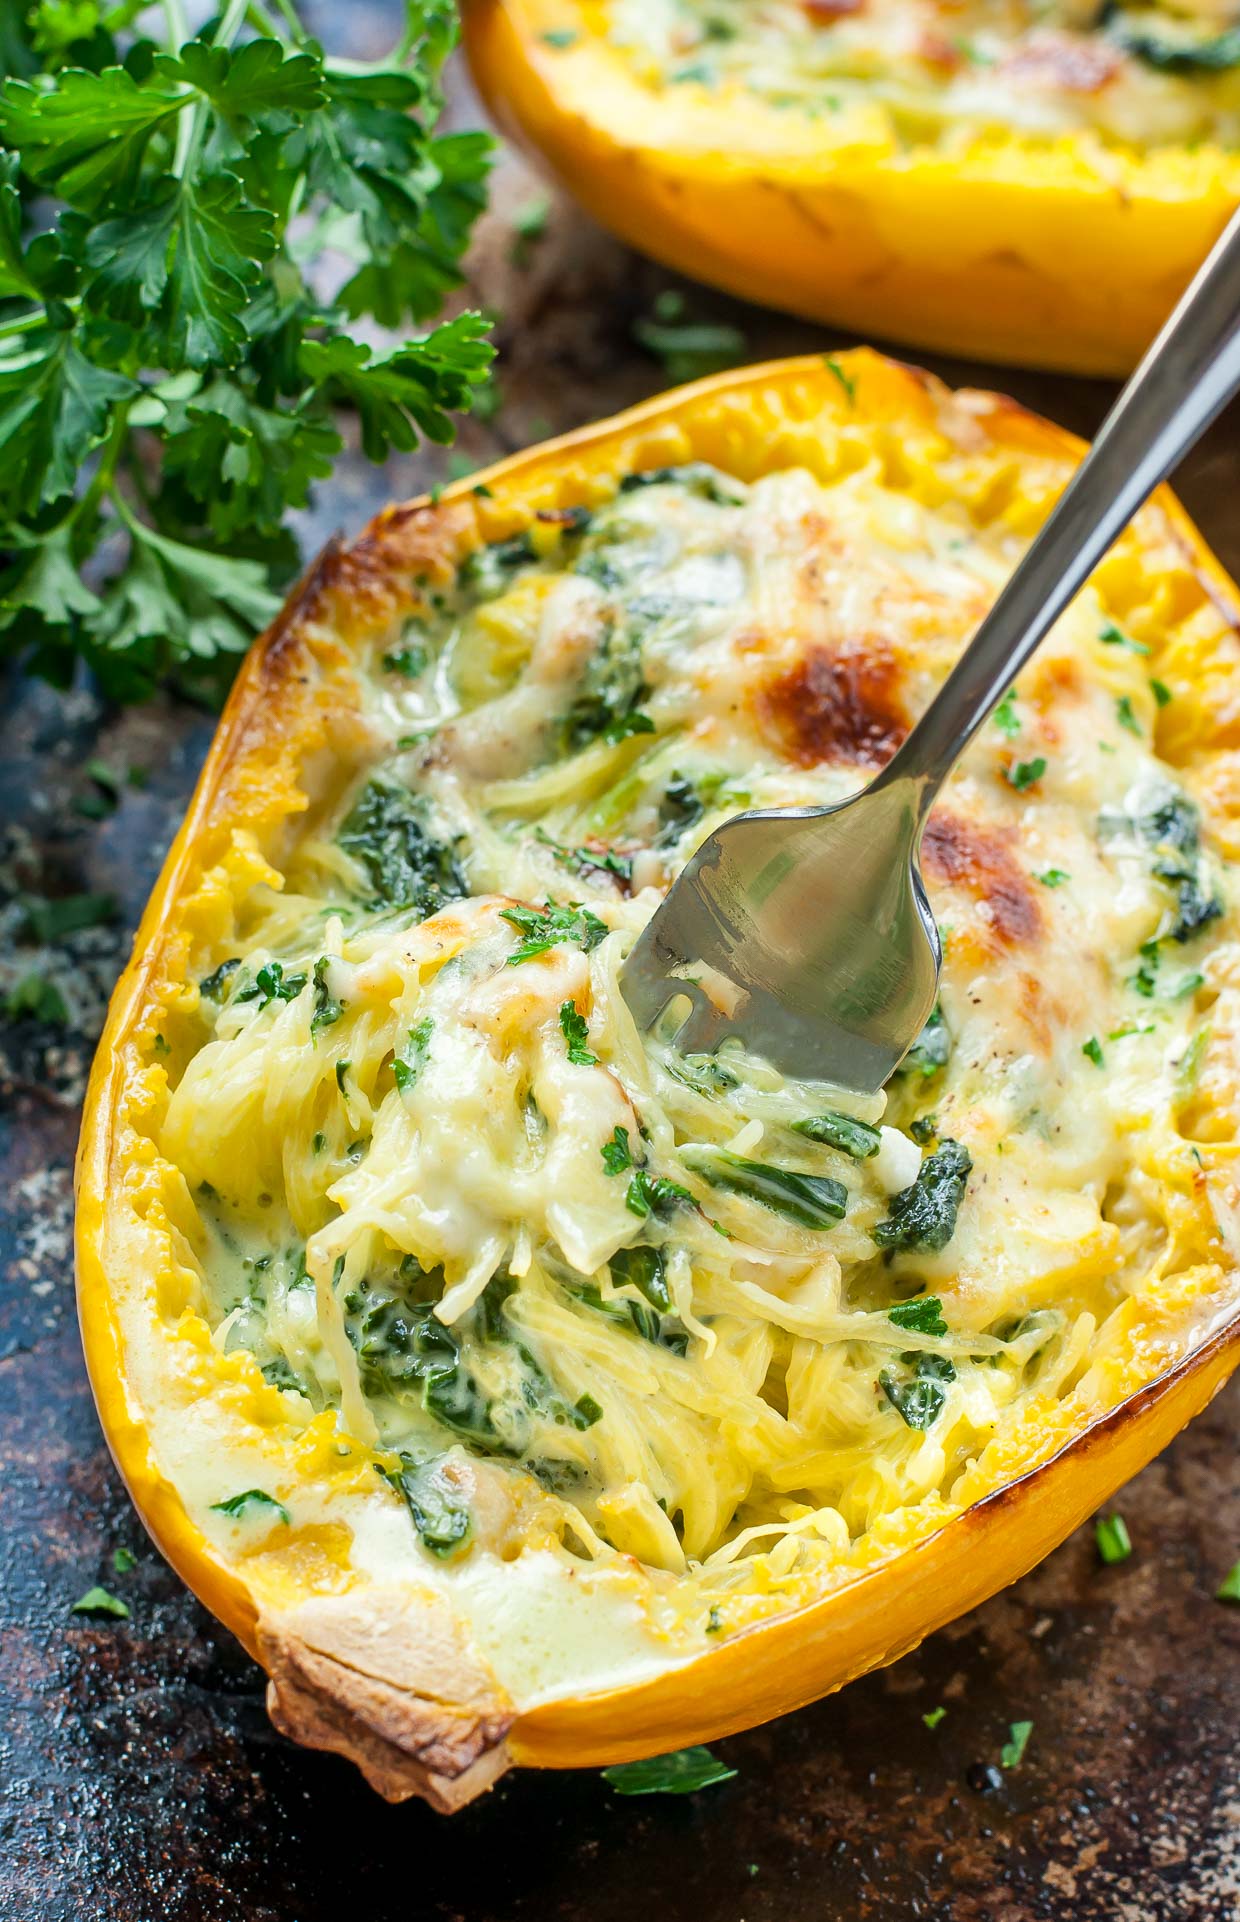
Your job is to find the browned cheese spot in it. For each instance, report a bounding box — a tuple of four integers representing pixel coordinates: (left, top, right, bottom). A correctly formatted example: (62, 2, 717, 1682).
(758, 641, 909, 769)
(923, 811, 1043, 950)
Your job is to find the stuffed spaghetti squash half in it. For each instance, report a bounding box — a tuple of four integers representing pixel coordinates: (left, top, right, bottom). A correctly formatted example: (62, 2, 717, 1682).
(78, 353, 1240, 1811)
(464, 0, 1240, 373)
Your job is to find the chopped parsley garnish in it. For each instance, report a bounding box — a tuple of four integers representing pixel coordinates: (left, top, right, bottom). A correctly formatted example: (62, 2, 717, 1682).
(336, 1059, 351, 1093)
(500, 900, 607, 964)
(1005, 756, 1046, 793)
(1150, 678, 1173, 707)
(1116, 694, 1142, 736)
(602, 1746, 736, 1796)
(1095, 1513, 1132, 1564)
(1037, 868, 1070, 888)
(888, 1295, 948, 1337)
(111, 1546, 137, 1574)
(823, 355, 856, 403)
(626, 1168, 693, 1218)
(236, 960, 306, 1008)
(992, 687, 1020, 738)
(1099, 622, 1149, 655)
(1216, 1561, 1240, 1603)
(791, 1112, 881, 1158)
(872, 1141, 971, 1253)
(1001, 1721, 1034, 1770)
(393, 1018, 433, 1093)
(1082, 1036, 1104, 1067)
(922, 1706, 948, 1731)
(211, 1489, 291, 1526)
(541, 27, 579, 45)
(3, 974, 68, 1024)
(310, 956, 342, 1035)
(685, 1149, 848, 1229)
(559, 1000, 598, 1065)
(534, 827, 632, 886)
(601, 1125, 634, 1176)
(382, 643, 428, 678)
(71, 1586, 129, 1619)
(20, 891, 117, 941)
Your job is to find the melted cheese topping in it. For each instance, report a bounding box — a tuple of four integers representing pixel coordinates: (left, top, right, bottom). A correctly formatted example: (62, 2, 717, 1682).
(151, 446, 1240, 1660)
(609, 0, 1240, 146)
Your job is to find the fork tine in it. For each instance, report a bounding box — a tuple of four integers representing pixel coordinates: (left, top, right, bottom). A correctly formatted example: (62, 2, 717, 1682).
(666, 990, 732, 1057)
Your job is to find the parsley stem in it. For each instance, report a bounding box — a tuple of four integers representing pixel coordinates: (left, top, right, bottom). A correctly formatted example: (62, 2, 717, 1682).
(271, 0, 308, 41)
(0, 307, 50, 341)
(161, 0, 190, 48)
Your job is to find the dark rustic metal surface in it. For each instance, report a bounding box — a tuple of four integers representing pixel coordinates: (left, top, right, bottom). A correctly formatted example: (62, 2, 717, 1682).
(3, 9, 1240, 1915)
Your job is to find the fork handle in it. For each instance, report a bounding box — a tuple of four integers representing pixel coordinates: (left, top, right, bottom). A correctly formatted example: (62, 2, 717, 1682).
(877, 204, 1240, 808)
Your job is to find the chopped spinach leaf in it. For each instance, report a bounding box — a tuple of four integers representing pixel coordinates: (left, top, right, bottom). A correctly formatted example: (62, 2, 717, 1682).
(617, 463, 744, 506)
(211, 1488, 291, 1526)
(602, 1745, 736, 1795)
(684, 1148, 847, 1229)
(380, 1455, 471, 1558)
(880, 1351, 957, 1429)
(500, 900, 607, 964)
(338, 780, 465, 919)
(626, 1168, 693, 1219)
(609, 1243, 673, 1314)
(199, 956, 241, 1000)
(872, 1140, 971, 1253)
(310, 956, 341, 1035)
(559, 1000, 598, 1065)
(897, 1004, 951, 1080)
(909, 1114, 938, 1145)
(791, 1111, 881, 1158)
(888, 1295, 948, 1337)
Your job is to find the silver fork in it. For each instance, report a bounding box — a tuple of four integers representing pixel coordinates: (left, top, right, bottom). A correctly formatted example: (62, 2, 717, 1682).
(622, 208, 1240, 1096)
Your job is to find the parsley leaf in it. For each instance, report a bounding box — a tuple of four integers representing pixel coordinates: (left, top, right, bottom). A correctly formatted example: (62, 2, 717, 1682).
(1001, 1720, 1034, 1770)
(71, 1584, 130, 1618)
(1005, 756, 1046, 793)
(0, 3, 494, 699)
(888, 1295, 948, 1336)
(500, 900, 608, 964)
(601, 1125, 633, 1175)
(1095, 1513, 1132, 1564)
(626, 1167, 692, 1218)
(558, 999, 597, 1066)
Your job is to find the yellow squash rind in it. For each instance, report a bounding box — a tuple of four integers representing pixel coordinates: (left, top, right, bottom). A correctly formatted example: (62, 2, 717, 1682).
(77, 352, 1240, 1804)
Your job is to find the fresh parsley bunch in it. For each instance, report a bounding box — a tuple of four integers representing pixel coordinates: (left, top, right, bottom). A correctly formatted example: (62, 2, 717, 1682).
(0, 0, 493, 700)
